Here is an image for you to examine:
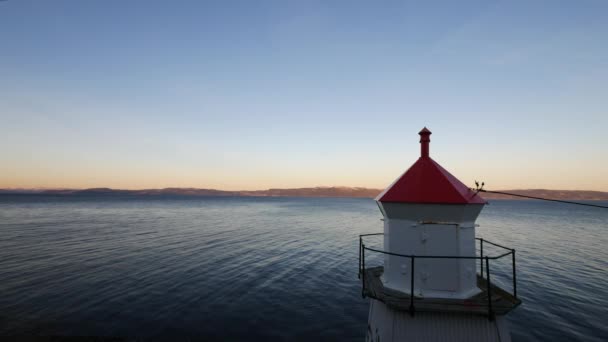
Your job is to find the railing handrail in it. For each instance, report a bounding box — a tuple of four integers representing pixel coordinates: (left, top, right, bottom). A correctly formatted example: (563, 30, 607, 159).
(362, 245, 513, 260)
(359, 233, 385, 237)
(358, 233, 513, 252)
(359, 233, 518, 321)
(474, 237, 513, 251)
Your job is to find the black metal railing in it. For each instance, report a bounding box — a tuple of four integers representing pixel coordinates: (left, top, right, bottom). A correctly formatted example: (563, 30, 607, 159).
(358, 233, 517, 320)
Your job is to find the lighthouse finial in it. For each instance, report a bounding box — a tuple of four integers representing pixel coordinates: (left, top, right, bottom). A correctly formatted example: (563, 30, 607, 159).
(419, 127, 432, 158)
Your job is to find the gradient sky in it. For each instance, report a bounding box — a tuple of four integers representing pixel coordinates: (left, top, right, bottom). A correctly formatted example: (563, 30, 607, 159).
(1, 1, 607, 191)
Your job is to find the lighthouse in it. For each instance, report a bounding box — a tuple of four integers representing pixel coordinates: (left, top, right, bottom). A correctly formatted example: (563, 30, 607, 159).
(360, 128, 521, 342)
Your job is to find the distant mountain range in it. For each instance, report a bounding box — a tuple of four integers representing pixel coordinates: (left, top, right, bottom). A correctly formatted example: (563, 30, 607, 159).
(0, 186, 381, 198)
(1, 187, 608, 200)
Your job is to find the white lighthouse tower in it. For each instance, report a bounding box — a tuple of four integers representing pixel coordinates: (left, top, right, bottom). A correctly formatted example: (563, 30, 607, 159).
(360, 128, 520, 342)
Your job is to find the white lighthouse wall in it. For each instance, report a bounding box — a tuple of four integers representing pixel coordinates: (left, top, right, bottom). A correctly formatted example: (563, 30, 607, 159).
(377, 203, 484, 222)
(367, 299, 512, 342)
(377, 203, 483, 299)
(458, 225, 479, 297)
(382, 219, 423, 294)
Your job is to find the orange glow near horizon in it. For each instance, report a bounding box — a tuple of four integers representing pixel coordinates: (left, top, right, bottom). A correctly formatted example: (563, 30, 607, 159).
(2, 153, 607, 192)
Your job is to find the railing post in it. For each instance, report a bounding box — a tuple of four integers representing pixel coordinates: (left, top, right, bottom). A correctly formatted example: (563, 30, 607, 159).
(480, 239, 484, 278)
(361, 244, 366, 298)
(409, 256, 415, 316)
(358, 236, 362, 279)
(485, 256, 494, 321)
(512, 249, 517, 299)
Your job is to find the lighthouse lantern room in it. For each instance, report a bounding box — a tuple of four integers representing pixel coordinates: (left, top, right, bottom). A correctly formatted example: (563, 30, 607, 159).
(360, 128, 521, 342)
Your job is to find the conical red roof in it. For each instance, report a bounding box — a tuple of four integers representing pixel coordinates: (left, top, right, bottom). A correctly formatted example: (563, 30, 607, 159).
(376, 128, 485, 204)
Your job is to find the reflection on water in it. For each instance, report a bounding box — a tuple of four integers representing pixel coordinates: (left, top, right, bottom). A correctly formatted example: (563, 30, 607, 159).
(0, 196, 607, 341)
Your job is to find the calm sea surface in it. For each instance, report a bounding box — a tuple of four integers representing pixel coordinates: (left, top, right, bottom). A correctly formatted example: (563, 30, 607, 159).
(1, 195, 607, 341)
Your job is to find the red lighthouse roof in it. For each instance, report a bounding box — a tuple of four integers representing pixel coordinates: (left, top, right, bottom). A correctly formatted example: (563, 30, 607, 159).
(376, 128, 486, 204)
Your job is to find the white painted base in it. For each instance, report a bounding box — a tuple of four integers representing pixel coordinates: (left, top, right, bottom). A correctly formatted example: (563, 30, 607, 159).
(367, 299, 511, 342)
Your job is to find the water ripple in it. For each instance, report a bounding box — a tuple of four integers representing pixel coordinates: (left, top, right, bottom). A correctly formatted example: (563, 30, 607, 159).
(0, 196, 607, 341)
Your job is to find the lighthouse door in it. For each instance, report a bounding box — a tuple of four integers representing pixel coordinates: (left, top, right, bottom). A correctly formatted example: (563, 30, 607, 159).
(422, 224, 460, 292)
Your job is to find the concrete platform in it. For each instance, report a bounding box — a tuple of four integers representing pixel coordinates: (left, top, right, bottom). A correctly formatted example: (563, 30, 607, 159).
(362, 266, 521, 317)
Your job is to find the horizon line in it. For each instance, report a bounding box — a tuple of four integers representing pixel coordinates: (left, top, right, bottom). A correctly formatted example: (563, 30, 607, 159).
(2, 186, 608, 193)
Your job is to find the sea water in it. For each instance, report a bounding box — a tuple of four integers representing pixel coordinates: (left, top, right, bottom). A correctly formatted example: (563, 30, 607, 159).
(1, 195, 607, 341)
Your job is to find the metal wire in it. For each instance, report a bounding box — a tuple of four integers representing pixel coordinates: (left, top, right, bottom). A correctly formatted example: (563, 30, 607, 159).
(478, 189, 608, 209)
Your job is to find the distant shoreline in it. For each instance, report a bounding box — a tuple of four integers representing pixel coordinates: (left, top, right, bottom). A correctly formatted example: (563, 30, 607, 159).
(1, 187, 608, 201)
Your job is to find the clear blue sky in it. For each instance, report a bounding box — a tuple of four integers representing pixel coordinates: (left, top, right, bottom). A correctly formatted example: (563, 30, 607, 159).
(1, 1, 607, 191)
